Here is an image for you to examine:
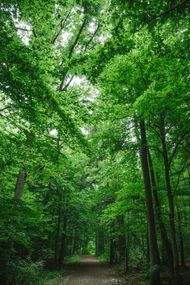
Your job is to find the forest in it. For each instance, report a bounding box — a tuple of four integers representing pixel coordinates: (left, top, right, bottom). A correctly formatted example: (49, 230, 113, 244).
(0, 0, 190, 285)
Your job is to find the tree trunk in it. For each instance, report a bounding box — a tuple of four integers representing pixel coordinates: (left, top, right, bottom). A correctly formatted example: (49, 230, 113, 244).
(14, 169, 27, 199)
(160, 116, 180, 279)
(148, 150, 174, 275)
(58, 216, 67, 267)
(96, 227, 105, 256)
(117, 216, 126, 263)
(55, 207, 61, 263)
(55, 189, 63, 263)
(109, 238, 115, 265)
(139, 119, 161, 285)
(176, 205, 185, 267)
(71, 228, 76, 256)
(124, 235, 129, 272)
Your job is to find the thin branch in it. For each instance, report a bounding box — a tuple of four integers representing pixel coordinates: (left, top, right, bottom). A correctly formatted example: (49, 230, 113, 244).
(15, 27, 33, 32)
(0, 106, 11, 112)
(173, 160, 187, 194)
(136, 0, 190, 32)
(148, 0, 190, 23)
(84, 24, 100, 52)
(68, 14, 87, 59)
(148, 144, 163, 155)
(61, 75, 74, 92)
(51, 7, 73, 44)
(59, 12, 87, 91)
(148, 123, 163, 141)
(15, 26, 37, 37)
(169, 131, 189, 166)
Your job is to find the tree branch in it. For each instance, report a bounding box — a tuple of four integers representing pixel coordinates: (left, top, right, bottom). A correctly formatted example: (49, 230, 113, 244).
(148, 144, 163, 155)
(84, 24, 100, 52)
(149, 0, 190, 23)
(61, 75, 74, 92)
(136, 0, 190, 32)
(68, 14, 87, 59)
(59, 12, 87, 91)
(173, 160, 187, 194)
(15, 26, 37, 37)
(15, 27, 32, 32)
(169, 131, 189, 166)
(51, 7, 73, 44)
(0, 106, 11, 112)
(148, 123, 163, 142)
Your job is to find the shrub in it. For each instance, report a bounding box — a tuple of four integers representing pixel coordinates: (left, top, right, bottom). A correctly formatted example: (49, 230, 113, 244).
(7, 258, 44, 285)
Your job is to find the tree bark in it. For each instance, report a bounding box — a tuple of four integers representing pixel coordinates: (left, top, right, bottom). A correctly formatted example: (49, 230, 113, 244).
(148, 150, 174, 275)
(14, 169, 27, 199)
(96, 227, 105, 256)
(55, 188, 63, 263)
(109, 238, 115, 265)
(160, 116, 180, 279)
(117, 216, 126, 263)
(124, 233, 129, 272)
(71, 228, 76, 256)
(55, 206, 61, 263)
(176, 205, 185, 267)
(139, 119, 161, 285)
(58, 216, 67, 267)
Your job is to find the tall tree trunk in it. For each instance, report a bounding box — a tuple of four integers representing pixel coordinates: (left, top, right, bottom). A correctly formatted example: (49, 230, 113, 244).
(139, 120, 161, 285)
(55, 190, 63, 263)
(146, 231, 150, 264)
(58, 216, 67, 267)
(14, 169, 27, 199)
(8, 168, 27, 283)
(117, 215, 126, 263)
(160, 116, 180, 279)
(148, 150, 174, 275)
(176, 205, 185, 267)
(96, 227, 105, 256)
(55, 207, 61, 263)
(124, 232, 129, 272)
(109, 238, 115, 265)
(71, 228, 76, 256)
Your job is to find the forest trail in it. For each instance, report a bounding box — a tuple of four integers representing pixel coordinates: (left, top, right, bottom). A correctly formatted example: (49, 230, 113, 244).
(60, 256, 125, 285)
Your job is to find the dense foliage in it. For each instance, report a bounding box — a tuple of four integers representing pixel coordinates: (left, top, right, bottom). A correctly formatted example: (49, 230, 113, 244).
(0, 1, 190, 284)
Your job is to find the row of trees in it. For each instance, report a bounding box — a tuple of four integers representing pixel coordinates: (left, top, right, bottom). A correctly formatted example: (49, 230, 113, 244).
(0, 0, 190, 285)
(86, 1, 190, 285)
(0, 0, 100, 283)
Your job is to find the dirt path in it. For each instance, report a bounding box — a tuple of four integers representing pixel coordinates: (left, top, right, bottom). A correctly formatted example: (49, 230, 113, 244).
(60, 256, 125, 285)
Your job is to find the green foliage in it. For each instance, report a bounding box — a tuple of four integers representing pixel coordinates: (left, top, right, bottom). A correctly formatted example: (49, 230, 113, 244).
(41, 269, 65, 285)
(98, 253, 109, 263)
(0, 0, 190, 284)
(65, 255, 81, 264)
(7, 258, 43, 285)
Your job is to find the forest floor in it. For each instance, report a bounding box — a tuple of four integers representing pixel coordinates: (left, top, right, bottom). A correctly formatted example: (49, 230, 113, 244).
(46, 256, 190, 285)
(49, 255, 127, 285)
